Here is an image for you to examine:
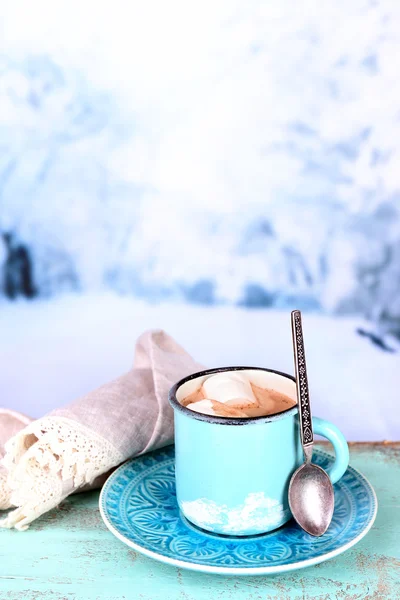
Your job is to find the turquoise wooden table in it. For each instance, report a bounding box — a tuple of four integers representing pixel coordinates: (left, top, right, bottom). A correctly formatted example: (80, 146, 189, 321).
(0, 443, 399, 600)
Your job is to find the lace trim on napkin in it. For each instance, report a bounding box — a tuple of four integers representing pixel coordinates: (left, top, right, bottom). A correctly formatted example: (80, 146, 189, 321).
(0, 409, 32, 511)
(0, 468, 12, 510)
(0, 416, 123, 531)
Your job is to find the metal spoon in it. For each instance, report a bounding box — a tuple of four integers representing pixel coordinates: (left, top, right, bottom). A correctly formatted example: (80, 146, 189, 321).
(288, 310, 334, 536)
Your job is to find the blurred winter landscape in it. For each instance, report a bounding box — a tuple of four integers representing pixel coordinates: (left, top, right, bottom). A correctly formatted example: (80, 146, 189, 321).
(0, 1, 399, 438)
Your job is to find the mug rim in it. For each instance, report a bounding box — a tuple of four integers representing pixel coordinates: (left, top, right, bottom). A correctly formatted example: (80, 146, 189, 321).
(168, 366, 298, 426)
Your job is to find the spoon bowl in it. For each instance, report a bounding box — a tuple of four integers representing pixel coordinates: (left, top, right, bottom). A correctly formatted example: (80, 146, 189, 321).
(289, 462, 334, 536)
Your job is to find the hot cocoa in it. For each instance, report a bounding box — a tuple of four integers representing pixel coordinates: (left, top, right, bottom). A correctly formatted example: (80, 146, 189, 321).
(181, 371, 296, 418)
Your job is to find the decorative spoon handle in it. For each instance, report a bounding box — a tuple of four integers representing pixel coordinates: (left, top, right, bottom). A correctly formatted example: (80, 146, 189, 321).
(291, 310, 314, 461)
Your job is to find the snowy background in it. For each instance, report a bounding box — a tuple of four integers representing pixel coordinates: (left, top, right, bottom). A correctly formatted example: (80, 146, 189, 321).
(0, 0, 399, 440)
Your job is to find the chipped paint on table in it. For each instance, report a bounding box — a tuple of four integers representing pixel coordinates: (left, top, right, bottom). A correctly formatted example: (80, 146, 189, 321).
(0, 443, 399, 600)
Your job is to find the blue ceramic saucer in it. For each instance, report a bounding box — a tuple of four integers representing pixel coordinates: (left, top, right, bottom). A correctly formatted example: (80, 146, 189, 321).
(99, 446, 377, 575)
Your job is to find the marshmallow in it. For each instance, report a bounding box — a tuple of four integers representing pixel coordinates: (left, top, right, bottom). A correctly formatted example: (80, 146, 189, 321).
(202, 372, 256, 406)
(186, 399, 216, 415)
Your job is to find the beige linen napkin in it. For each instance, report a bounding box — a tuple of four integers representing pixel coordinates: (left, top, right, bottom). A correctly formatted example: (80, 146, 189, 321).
(0, 330, 202, 530)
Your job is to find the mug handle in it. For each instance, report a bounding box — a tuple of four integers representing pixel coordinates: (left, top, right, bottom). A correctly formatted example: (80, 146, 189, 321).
(313, 417, 349, 484)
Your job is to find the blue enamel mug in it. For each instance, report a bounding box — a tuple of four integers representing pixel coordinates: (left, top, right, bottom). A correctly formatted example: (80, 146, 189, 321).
(169, 366, 349, 536)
